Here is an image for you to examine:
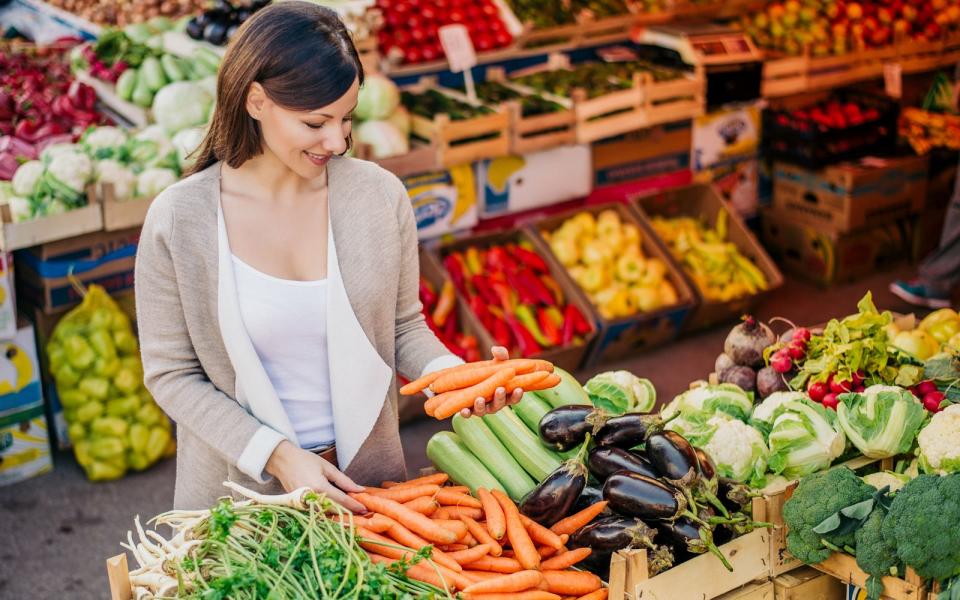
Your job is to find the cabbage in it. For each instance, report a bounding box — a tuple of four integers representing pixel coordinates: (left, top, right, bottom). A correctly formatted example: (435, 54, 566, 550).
(354, 121, 409, 159)
(663, 383, 755, 422)
(172, 127, 205, 170)
(584, 371, 656, 414)
(699, 417, 769, 484)
(750, 391, 809, 436)
(152, 81, 213, 134)
(81, 126, 129, 160)
(96, 159, 137, 202)
(356, 74, 400, 121)
(44, 151, 93, 204)
(129, 126, 177, 170)
(8, 196, 33, 222)
(136, 168, 178, 198)
(836, 385, 927, 459)
(12, 160, 44, 197)
(40, 143, 82, 164)
(766, 399, 845, 479)
(666, 411, 733, 447)
(386, 106, 412, 136)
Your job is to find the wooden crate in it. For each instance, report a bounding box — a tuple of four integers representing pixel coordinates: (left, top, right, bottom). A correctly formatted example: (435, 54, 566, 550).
(74, 71, 149, 129)
(812, 553, 927, 600)
(509, 13, 644, 51)
(0, 188, 103, 252)
(773, 566, 845, 600)
(355, 140, 441, 178)
(100, 183, 154, 231)
(721, 581, 776, 600)
(404, 78, 511, 168)
(608, 529, 771, 600)
(485, 68, 578, 155)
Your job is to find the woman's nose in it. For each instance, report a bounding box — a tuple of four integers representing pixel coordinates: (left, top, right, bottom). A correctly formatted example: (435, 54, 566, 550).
(322, 128, 348, 155)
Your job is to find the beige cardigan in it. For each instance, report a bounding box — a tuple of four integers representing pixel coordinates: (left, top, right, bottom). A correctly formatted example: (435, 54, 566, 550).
(135, 158, 458, 509)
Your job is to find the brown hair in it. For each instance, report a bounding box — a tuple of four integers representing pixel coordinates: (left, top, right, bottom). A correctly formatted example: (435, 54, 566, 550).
(189, 1, 364, 175)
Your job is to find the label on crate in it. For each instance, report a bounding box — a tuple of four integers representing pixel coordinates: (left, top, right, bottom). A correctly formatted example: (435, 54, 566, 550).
(884, 62, 902, 99)
(439, 24, 478, 73)
(405, 166, 479, 240)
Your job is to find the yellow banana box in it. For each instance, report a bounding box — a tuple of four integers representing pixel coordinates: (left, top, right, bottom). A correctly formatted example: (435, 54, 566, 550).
(404, 166, 479, 241)
(0, 416, 52, 486)
(0, 324, 43, 426)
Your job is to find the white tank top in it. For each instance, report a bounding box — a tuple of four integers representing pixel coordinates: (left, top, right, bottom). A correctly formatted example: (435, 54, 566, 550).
(231, 254, 335, 448)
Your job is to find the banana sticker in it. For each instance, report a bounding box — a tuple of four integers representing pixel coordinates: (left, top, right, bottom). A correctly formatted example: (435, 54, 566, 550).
(0, 418, 52, 484)
(0, 343, 34, 395)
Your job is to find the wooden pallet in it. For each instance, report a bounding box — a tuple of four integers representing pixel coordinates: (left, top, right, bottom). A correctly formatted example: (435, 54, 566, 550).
(0, 187, 103, 252)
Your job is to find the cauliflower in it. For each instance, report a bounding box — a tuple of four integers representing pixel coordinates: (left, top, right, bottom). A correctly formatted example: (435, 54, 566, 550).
(81, 126, 129, 159)
(663, 383, 754, 422)
(136, 168, 178, 198)
(584, 370, 656, 413)
(96, 160, 137, 202)
(11, 160, 44, 197)
(171, 127, 205, 170)
(7, 196, 33, 223)
(862, 471, 911, 493)
(130, 125, 176, 169)
(40, 142, 82, 163)
(917, 403, 960, 475)
(46, 151, 93, 200)
(750, 391, 808, 430)
(700, 416, 769, 483)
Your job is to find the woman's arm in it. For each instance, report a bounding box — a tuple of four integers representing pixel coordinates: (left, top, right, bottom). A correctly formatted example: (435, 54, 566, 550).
(135, 197, 284, 483)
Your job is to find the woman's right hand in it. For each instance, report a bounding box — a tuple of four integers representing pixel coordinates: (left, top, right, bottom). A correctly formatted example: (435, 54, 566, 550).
(265, 440, 367, 513)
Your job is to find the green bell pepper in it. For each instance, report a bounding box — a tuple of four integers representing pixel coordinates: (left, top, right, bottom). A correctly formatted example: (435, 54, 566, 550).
(94, 357, 121, 378)
(79, 377, 110, 400)
(64, 336, 96, 370)
(128, 423, 149, 453)
(90, 308, 114, 330)
(59, 389, 89, 409)
(90, 437, 125, 459)
(88, 460, 125, 481)
(113, 368, 140, 395)
(74, 440, 93, 466)
(136, 402, 162, 426)
(107, 395, 140, 417)
(145, 427, 170, 462)
(91, 417, 129, 438)
(88, 329, 117, 359)
(67, 422, 86, 442)
(54, 364, 81, 388)
(75, 401, 104, 424)
(113, 330, 139, 356)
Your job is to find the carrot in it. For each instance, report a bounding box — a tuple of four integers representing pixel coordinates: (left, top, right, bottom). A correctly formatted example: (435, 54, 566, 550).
(463, 555, 522, 574)
(368, 484, 441, 503)
(367, 553, 455, 591)
(380, 516, 463, 573)
(541, 548, 592, 570)
(434, 368, 516, 420)
(491, 489, 540, 571)
(400, 360, 503, 395)
(541, 571, 602, 596)
(440, 543, 470, 552)
(447, 543, 493, 566)
(530, 359, 554, 372)
(332, 514, 392, 533)
(435, 489, 483, 509)
(445, 485, 470, 494)
(431, 364, 514, 394)
(466, 592, 560, 600)
(461, 532, 479, 546)
(404, 496, 439, 516)
(504, 371, 550, 393)
(463, 570, 505, 582)
(520, 515, 564, 551)
(461, 515, 503, 557)
(477, 488, 506, 540)
(424, 393, 447, 417)
(574, 590, 608, 600)
(431, 519, 469, 540)
(550, 502, 609, 536)
(350, 493, 457, 544)
(463, 570, 544, 594)
(524, 373, 561, 392)
(539, 545, 559, 559)
(382, 473, 449, 488)
(434, 505, 484, 521)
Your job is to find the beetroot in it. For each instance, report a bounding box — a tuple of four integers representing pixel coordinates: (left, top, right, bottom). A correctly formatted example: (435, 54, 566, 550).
(715, 353, 734, 374)
(718, 365, 757, 392)
(757, 366, 789, 398)
(723, 316, 775, 368)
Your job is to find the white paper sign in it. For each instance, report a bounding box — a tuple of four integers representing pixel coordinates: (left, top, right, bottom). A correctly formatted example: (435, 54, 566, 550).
(439, 24, 478, 73)
(884, 62, 902, 99)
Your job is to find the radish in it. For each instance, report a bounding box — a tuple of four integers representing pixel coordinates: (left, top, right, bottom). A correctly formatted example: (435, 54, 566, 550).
(771, 350, 793, 374)
(830, 378, 851, 394)
(787, 342, 806, 360)
(792, 327, 811, 342)
(850, 370, 865, 387)
(808, 380, 828, 402)
(822, 393, 839, 410)
(923, 391, 945, 413)
(915, 380, 938, 396)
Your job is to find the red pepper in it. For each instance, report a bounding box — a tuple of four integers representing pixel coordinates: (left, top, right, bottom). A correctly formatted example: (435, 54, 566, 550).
(511, 245, 549, 273)
(491, 280, 517, 312)
(561, 310, 576, 346)
(537, 306, 563, 346)
(13, 119, 41, 143)
(419, 277, 437, 309)
(443, 308, 459, 342)
(32, 121, 67, 142)
(471, 275, 501, 308)
(519, 271, 555, 306)
(505, 270, 538, 305)
(443, 254, 467, 294)
(545, 306, 564, 327)
(566, 304, 592, 335)
(486, 245, 518, 274)
(505, 314, 541, 357)
(431, 280, 457, 328)
(469, 295, 494, 330)
(539, 274, 566, 305)
(491, 318, 512, 349)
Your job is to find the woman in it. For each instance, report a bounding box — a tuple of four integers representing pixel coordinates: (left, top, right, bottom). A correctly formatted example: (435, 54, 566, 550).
(135, 1, 522, 511)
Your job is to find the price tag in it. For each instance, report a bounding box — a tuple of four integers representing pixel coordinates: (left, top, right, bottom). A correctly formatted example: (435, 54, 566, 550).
(884, 62, 902, 99)
(439, 24, 478, 73)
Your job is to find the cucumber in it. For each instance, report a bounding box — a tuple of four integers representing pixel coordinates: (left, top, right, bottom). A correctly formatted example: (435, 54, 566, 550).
(513, 392, 555, 434)
(533, 367, 591, 409)
(160, 54, 185, 82)
(140, 56, 167, 93)
(483, 408, 562, 481)
(192, 48, 221, 76)
(131, 72, 154, 108)
(116, 68, 138, 102)
(453, 414, 535, 501)
(426, 431, 504, 495)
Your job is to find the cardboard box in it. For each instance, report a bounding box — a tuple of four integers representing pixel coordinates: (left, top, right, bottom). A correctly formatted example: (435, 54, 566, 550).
(477, 145, 593, 218)
(692, 103, 762, 172)
(695, 156, 760, 219)
(591, 120, 692, 188)
(0, 325, 44, 429)
(761, 208, 914, 286)
(0, 252, 17, 341)
(0, 415, 52, 486)
(404, 166, 479, 240)
(772, 156, 929, 232)
(25, 226, 140, 262)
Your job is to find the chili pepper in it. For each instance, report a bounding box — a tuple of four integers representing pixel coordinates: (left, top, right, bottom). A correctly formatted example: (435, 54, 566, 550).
(520, 271, 555, 306)
(561, 310, 576, 346)
(537, 306, 563, 346)
(464, 247, 483, 275)
(505, 314, 541, 357)
(491, 280, 517, 312)
(432, 280, 456, 328)
(443, 306, 459, 341)
(492, 317, 513, 348)
(486, 245, 518, 273)
(505, 270, 538, 305)
(512, 245, 549, 273)
(471, 275, 502, 308)
(470, 295, 495, 331)
(540, 274, 566, 305)
(13, 119, 41, 143)
(515, 304, 553, 347)
(443, 254, 467, 293)
(419, 277, 437, 309)
(545, 306, 564, 328)
(566, 304, 592, 335)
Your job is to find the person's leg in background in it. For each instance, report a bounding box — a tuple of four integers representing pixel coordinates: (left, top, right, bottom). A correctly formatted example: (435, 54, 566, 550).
(891, 157, 960, 309)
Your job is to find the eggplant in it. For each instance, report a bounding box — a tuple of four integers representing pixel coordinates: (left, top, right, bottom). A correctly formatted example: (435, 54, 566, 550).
(602, 472, 687, 522)
(645, 431, 700, 488)
(656, 517, 733, 571)
(185, 16, 205, 39)
(539, 405, 607, 452)
(692, 448, 732, 518)
(235, 8, 252, 22)
(717, 477, 755, 513)
(572, 485, 604, 515)
(693, 448, 716, 481)
(520, 442, 590, 526)
(595, 412, 663, 448)
(588, 447, 658, 482)
(569, 516, 674, 576)
(204, 21, 229, 45)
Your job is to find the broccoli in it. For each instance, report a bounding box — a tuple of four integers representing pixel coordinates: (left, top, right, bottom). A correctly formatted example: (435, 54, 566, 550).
(855, 508, 898, 600)
(782, 466, 875, 565)
(882, 474, 960, 583)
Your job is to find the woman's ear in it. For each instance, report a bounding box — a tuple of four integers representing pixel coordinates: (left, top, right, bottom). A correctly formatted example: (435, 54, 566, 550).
(246, 82, 267, 120)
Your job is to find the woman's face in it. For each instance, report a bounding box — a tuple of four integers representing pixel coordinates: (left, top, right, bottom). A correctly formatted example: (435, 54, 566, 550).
(247, 76, 360, 179)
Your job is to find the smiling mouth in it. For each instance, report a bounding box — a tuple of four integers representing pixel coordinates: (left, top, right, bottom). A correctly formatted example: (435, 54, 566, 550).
(304, 151, 331, 165)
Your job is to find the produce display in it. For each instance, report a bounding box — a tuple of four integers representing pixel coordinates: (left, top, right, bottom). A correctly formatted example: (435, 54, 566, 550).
(512, 66, 634, 100)
(184, 0, 270, 46)
(441, 242, 594, 357)
(741, 0, 960, 56)
(44, 0, 208, 27)
(375, 0, 513, 64)
(354, 74, 411, 159)
(401, 89, 494, 121)
(4, 142, 96, 221)
(901, 73, 960, 154)
(505, 0, 632, 27)
(541, 210, 680, 320)
(420, 277, 482, 363)
(649, 211, 769, 302)
(456, 80, 566, 117)
(47, 285, 173, 481)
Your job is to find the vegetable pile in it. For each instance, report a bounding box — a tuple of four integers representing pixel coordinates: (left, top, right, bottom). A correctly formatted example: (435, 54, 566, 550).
(419, 276, 482, 363)
(47, 285, 174, 481)
(541, 209, 680, 320)
(44, 0, 208, 27)
(354, 74, 411, 160)
(714, 316, 778, 396)
(402, 90, 494, 122)
(4, 142, 96, 221)
(184, 0, 270, 46)
(442, 241, 594, 358)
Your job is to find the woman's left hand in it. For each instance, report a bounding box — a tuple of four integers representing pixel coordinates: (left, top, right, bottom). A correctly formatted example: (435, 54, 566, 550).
(459, 346, 523, 418)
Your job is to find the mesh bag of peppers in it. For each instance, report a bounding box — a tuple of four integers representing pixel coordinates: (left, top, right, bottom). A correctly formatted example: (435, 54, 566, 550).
(46, 284, 174, 481)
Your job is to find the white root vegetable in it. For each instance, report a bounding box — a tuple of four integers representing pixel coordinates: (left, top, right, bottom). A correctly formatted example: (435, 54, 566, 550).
(129, 571, 178, 590)
(222, 480, 317, 509)
(133, 586, 154, 600)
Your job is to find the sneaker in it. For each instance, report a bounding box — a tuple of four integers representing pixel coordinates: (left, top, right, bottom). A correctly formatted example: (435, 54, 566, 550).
(889, 280, 952, 309)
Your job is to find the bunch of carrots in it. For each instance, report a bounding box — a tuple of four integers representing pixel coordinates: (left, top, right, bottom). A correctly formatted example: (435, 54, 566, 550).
(345, 472, 608, 600)
(400, 358, 561, 420)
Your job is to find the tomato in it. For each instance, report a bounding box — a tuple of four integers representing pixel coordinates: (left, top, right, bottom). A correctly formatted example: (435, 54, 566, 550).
(407, 14, 424, 28)
(377, 30, 393, 48)
(448, 8, 466, 22)
(488, 18, 505, 32)
(393, 1, 411, 14)
(385, 11, 405, 28)
(393, 29, 412, 46)
(425, 23, 439, 38)
(421, 44, 441, 62)
(410, 26, 428, 43)
(493, 29, 512, 46)
(467, 5, 483, 19)
(481, 3, 499, 17)
(421, 5, 437, 21)
(474, 32, 494, 51)
(404, 46, 423, 63)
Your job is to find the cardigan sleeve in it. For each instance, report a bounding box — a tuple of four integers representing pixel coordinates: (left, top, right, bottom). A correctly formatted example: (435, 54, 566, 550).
(135, 196, 285, 481)
(389, 175, 464, 380)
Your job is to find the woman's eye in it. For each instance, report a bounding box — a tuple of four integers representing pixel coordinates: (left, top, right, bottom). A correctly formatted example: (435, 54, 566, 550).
(305, 122, 324, 129)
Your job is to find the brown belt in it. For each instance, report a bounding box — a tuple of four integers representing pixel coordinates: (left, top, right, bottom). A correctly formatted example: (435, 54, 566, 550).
(312, 445, 338, 468)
